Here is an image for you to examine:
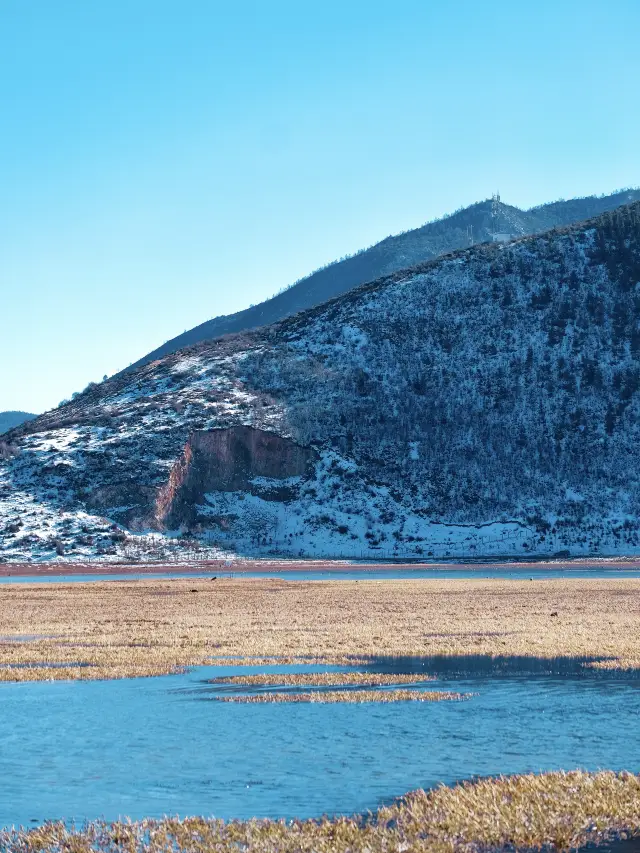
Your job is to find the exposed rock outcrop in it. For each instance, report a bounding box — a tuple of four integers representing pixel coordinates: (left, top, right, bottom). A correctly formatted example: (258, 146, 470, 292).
(156, 426, 315, 529)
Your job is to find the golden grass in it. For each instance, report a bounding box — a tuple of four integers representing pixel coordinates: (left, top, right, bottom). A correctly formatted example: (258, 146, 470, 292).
(0, 577, 638, 680)
(5, 771, 640, 851)
(214, 688, 466, 703)
(382, 770, 640, 851)
(211, 671, 434, 686)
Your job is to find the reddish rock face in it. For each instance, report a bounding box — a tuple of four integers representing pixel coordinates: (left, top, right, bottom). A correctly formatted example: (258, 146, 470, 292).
(156, 426, 315, 529)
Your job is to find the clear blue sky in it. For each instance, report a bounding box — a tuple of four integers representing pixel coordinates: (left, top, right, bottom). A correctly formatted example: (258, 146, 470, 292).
(2, 0, 639, 413)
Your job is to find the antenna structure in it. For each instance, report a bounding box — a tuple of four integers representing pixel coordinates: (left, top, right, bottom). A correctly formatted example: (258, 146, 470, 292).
(491, 191, 501, 238)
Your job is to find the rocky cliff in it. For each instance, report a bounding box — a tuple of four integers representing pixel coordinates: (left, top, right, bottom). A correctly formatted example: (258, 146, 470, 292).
(156, 427, 316, 530)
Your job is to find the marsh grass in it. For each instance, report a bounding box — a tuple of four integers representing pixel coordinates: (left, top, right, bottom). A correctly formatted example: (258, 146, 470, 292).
(208, 655, 376, 667)
(210, 671, 435, 687)
(214, 688, 467, 703)
(0, 578, 638, 680)
(5, 771, 640, 852)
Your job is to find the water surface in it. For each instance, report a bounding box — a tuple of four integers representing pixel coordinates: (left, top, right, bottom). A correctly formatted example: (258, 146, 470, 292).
(3, 566, 640, 583)
(0, 658, 638, 827)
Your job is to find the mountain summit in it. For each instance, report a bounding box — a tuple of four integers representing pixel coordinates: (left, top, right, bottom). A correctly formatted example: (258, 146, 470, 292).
(122, 189, 640, 374)
(3, 200, 640, 562)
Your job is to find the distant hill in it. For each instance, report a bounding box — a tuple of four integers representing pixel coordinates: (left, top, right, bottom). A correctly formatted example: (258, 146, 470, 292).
(5, 200, 640, 561)
(122, 188, 640, 373)
(0, 412, 36, 435)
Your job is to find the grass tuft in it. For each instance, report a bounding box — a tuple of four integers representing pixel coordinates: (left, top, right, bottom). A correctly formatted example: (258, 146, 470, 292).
(210, 671, 435, 687)
(214, 688, 467, 703)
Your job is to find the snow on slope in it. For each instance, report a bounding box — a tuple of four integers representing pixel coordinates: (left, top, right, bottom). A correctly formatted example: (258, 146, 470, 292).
(3, 202, 640, 562)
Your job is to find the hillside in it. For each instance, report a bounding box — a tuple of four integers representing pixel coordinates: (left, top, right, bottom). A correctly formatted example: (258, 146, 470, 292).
(0, 412, 37, 435)
(122, 189, 640, 373)
(2, 201, 640, 562)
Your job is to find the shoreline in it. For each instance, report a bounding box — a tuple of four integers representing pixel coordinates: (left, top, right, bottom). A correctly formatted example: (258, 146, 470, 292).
(4, 771, 640, 851)
(2, 555, 640, 577)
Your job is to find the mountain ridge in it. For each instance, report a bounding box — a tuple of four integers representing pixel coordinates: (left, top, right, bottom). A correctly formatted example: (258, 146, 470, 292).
(120, 188, 640, 374)
(3, 200, 640, 562)
(0, 412, 37, 436)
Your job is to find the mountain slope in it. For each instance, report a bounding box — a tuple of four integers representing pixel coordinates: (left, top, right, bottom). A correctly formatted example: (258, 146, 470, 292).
(123, 189, 640, 374)
(3, 201, 640, 562)
(0, 412, 36, 435)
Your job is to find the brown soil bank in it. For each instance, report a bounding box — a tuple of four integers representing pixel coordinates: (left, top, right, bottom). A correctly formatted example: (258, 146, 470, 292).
(0, 578, 638, 680)
(6, 771, 640, 852)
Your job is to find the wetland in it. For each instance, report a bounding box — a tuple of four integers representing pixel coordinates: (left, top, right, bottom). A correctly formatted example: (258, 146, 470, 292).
(0, 577, 638, 679)
(0, 576, 638, 847)
(5, 771, 640, 853)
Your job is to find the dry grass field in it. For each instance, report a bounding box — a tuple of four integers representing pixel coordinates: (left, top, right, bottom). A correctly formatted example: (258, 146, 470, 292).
(0, 577, 638, 680)
(6, 771, 640, 852)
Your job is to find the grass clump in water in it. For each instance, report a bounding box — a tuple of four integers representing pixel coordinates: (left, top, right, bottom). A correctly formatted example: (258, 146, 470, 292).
(214, 688, 468, 703)
(4, 771, 640, 851)
(381, 769, 640, 851)
(211, 671, 435, 687)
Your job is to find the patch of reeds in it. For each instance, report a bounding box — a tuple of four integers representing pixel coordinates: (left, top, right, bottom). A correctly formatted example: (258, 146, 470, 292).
(208, 655, 372, 667)
(214, 688, 468, 703)
(381, 769, 640, 851)
(586, 658, 640, 672)
(3, 771, 640, 852)
(210, 671, 434, 687)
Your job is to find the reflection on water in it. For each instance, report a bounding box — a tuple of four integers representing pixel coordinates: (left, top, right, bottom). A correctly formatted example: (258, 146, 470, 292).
(0, 657, 638, 828)
(601, 840, 640, 853)
(358, 654, 624, 677)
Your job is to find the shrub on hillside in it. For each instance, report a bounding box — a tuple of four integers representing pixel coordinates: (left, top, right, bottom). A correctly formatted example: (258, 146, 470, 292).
(0, 441, 17, 460)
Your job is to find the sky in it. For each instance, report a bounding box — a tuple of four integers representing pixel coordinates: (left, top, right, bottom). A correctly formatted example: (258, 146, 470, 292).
(1, 0, 639, 414)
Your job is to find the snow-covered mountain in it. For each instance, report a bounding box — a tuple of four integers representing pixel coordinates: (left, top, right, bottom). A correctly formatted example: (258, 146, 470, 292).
(0, 412, 36, 435)
(123, 189, 640, 374)
(3, 201, 640, 562)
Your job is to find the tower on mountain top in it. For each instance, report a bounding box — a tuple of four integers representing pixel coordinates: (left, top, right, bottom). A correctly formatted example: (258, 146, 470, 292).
(491, 192, 501, 234)
(490, 191, 513, 242)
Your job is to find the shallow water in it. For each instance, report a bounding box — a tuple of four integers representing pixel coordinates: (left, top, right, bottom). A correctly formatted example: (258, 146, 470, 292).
(0, 572, 220, 584)
(214, 567, 640, 580)
(0, 659, 639, 827)
(3, 566, 640, 583)
(0, 661, 94, 669)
